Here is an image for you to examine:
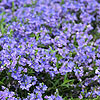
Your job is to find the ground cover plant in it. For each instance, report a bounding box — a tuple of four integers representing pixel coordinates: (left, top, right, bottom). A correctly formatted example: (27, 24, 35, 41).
(0, 0, 100, 100)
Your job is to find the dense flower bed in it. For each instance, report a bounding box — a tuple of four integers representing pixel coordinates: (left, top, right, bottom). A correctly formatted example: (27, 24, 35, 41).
(0, 0, 100, 99)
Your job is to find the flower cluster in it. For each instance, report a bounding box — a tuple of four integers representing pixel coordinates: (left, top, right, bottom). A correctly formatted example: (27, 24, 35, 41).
(0, 0, 100, 99)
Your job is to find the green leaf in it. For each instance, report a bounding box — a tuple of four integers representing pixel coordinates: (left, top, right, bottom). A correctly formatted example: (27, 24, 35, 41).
(55, 54, 63, 61)
(60, 83, 70, 88)
(0, 12, 6, 16)
(30, 33, 35, 37)
(12, 1, 15, 12)
(63, 79, 74, 84)
(73, 36, 78, 48)
(19, 55, 21, 59)
(0, 45, 3, 51)
(56, 62, 59, 68)
(38, 44, 46, 48)
(53, 79, 60, 87)
(1, 77, 6, 82)
(28, 68, 35, 75)
(1, 24, 4, 34)
(36, 33, 40, 41)
(9, 29, 13, 37)
(32, 0, 37, 6)
(64, 73, 68, 82)
(60, 0, 64, 5)
(35, 49, 38, 56)
(0, 81, 4, 85)
(31, 44, 33, 47)
(49, 46, 58, 53)
(69, 51, 72, 57)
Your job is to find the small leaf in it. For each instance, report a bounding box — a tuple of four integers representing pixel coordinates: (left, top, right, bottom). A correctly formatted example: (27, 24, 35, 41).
(49, 46, 58, 53)
(36, 33, 40, 41)
(53, 79, 60, 87)
(0, 81, 4, 85)
(63, 79, 74, 84)
(1, 24, 4, 34)
(12, 1, 15, 12)
(60, 83, 70, 88)
(55, 54, 63, 61)
(30, 33, 35, 37)
(64, 73, 68, 82)
(1, 77, 6, 82)
(60, 0, 64, 5)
